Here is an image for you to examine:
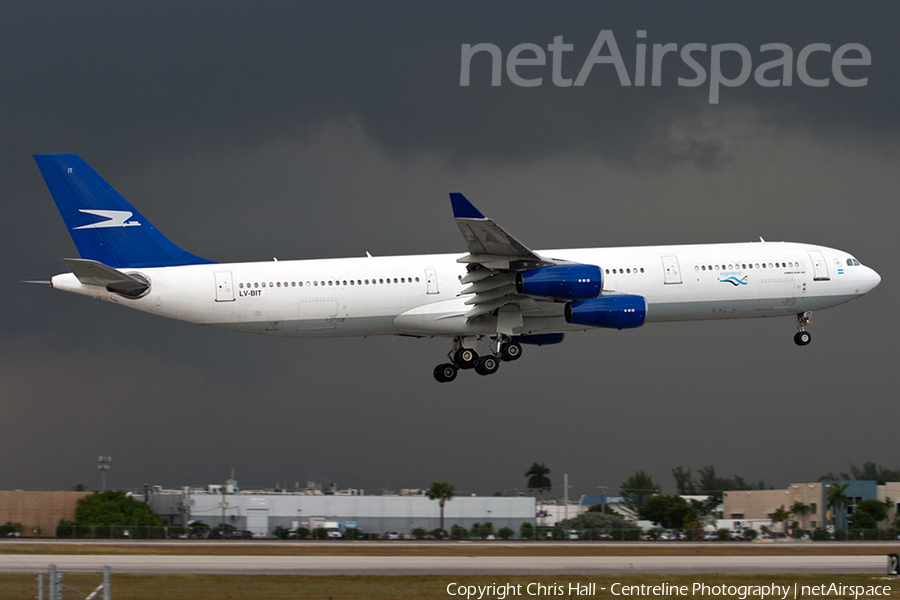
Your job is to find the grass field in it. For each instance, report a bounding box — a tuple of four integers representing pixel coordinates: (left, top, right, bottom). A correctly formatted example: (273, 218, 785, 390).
(2, 541, 900, 556)
(1, 573, 897, 600)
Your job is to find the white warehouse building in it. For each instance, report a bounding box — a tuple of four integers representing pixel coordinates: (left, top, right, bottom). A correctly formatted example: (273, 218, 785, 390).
(148, 484, 536, 537)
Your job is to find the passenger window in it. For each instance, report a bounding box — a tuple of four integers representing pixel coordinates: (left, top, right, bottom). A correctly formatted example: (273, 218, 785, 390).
(379, 279, 384, 284)
(343, 280, 347, 286)
(640, 268, 644, 273)
(254, 282, 259, 288)
(415, 277, 420, 282)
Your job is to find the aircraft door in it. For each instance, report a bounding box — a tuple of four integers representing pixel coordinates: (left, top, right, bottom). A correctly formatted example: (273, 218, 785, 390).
(214, 271, 235, 302)
(808, 251, 830, 281)
(425, 268, 439, 294)
(661, 256, 682, 284)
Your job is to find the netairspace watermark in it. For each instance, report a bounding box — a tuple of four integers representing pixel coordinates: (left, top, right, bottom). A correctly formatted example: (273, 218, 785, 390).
(445, 581, 892, 600)
(459, 30, 871, 104)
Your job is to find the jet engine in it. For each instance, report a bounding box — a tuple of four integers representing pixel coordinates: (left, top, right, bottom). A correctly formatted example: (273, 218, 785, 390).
(515, 265, 602, 301)
(565, 294, 647, 329)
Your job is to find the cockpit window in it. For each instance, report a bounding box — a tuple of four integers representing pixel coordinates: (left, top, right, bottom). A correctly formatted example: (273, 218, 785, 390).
(847, 258, 861, 266)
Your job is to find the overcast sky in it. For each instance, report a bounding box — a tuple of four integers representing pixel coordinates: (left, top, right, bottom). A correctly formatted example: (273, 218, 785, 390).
(2, 2, 898, 498)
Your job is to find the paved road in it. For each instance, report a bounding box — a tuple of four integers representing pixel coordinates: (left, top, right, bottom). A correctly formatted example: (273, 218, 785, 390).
(0, 554, 891, 575)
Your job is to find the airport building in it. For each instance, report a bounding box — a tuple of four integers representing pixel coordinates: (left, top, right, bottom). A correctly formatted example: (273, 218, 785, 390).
(147, 482, 536, 537)
(723, 481, 900, 531)
(0, 490, 90, 537)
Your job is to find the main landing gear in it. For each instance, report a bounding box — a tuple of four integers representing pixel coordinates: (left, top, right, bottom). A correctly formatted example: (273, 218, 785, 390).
(794, 311, 812, 346)
(433, 336, 522, 382)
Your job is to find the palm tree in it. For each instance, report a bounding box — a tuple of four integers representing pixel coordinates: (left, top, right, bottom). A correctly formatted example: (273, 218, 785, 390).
(525, 462, 552, 493)
(826, 483, 850, 530)
(525, 463, 552, 527)
(426, 481, 455, 533)
(790, 501, 810, 529)
(769, 505, 790, 534)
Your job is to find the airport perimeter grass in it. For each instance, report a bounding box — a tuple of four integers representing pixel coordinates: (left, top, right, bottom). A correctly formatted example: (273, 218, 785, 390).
(2, 541, 900, 556)
(1, 573, 896, 600)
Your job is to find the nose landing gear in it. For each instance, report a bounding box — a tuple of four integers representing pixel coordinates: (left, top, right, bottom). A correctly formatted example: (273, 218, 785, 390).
(794, 311, 812, 346)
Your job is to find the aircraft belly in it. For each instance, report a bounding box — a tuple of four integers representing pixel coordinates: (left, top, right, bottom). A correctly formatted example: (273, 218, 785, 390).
(209, 315, 399, 338)
(646, 293, 860, 322)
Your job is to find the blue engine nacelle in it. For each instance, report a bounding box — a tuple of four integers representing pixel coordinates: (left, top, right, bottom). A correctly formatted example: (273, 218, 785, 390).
(515, 265, 602, 301)
(564, 295, 647, 329)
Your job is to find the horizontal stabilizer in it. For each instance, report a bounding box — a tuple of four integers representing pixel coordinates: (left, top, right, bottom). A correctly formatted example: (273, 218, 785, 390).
(63, 258, 150, 297)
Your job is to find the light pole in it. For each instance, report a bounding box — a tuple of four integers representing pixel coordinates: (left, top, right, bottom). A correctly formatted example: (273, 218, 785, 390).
(97, 456, 111, 491)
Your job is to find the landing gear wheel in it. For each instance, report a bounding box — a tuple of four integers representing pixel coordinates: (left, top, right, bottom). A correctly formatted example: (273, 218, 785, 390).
(500, 341, 522, 362)
(475, 355, 500, 376)
(434, 363, 458, 383)
(794, 331, 811, 346)
(454, 347, 478, 369)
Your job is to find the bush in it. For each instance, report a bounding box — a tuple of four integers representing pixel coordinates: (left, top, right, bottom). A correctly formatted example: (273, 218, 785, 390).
(450, 524, 468, 540)
(498, 527, 514, 540)
(812, 528, 830, 541)
(272, 525, 292, 539)
(718, 528, 732, 541)
(743, 529, 758, 540)
(833, 529, 847, 541)
(519, 522, 535, 539)
(0, 522, 22, 537)
(294, 527, 310, 539)
(209, 523, 235, 539)
(412, 527, 428, 540)
(313, 527, 329, 540)
(189, 521, 211, 538)
(430, 528, 447, 540)
(344, 528, 362, 540)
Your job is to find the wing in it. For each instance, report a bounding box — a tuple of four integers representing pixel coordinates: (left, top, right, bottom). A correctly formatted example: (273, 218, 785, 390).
(451, 193, 574, 332)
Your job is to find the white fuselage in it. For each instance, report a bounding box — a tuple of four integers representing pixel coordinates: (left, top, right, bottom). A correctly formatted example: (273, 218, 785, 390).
(50, 241, 880, 339)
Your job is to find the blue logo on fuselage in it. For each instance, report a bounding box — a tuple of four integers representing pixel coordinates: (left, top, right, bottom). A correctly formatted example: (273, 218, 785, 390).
(719, 274, 748, 286)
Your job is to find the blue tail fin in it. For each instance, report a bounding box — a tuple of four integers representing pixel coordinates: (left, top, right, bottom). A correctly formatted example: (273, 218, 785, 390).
(34, 154, 213, 269)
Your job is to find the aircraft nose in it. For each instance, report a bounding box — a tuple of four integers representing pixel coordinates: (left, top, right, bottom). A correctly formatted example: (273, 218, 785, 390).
(862, 266, 881, 293)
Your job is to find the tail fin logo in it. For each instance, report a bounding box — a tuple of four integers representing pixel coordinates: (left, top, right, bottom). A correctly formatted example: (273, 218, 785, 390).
(73, 209, 141, 230)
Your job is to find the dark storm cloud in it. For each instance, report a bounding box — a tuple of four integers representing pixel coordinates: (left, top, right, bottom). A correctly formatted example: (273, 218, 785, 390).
(2, 1, 899, 496)
(1, 2, 897, 170)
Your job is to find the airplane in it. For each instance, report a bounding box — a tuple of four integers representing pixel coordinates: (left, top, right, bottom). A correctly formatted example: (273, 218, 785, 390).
(33, 153, 881, 382)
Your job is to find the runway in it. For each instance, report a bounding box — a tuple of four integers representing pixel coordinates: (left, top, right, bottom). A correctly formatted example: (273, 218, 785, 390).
(0, 554, 891, 575)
